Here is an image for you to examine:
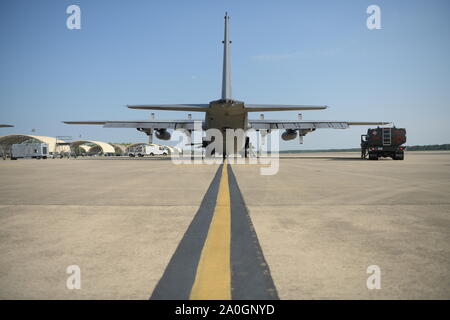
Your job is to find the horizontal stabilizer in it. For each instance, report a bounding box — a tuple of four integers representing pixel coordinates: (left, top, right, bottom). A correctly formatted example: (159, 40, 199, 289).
(127, 104, 209, 112)
(244, 104, 328, 112)
(63, 121, 107, 125)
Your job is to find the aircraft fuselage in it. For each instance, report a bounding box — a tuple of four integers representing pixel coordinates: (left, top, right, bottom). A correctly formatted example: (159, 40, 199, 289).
(205, 99, 248, 132)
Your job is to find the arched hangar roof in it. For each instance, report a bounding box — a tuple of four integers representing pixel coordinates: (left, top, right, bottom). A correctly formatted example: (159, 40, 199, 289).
(70, 140, 115, 154)
(0, 134, 61, 152)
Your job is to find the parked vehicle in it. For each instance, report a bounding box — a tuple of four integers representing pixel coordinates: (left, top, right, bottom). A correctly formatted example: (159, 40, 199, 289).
(128, 144, 168, 157)
(361, 127, 406, 160)
(11, 143, 49, 160)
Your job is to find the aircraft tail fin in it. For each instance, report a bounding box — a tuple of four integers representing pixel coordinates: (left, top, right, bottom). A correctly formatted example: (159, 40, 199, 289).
(221, 12, 232, 101)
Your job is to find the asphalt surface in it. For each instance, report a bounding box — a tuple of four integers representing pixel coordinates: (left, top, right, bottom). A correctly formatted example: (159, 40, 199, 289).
(0, 152, 449, 299)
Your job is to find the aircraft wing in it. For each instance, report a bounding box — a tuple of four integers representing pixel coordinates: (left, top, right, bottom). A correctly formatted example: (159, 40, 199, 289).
(0, 124, 14, 128)
(64, 120, 205, 130)
(244, 104, 328, 112)
(127, 104, 210, 112)
(248, 120, 390, 130)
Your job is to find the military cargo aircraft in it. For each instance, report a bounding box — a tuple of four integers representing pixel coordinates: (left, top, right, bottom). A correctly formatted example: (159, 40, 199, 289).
(65, 13, 389, 156)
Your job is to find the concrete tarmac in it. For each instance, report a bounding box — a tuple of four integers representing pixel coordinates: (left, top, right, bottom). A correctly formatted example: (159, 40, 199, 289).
(0, 152, 449, 299)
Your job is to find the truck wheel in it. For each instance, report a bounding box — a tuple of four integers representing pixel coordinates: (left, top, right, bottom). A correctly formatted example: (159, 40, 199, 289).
(398, 153, 404, 160)
(368, 154, 378, 160)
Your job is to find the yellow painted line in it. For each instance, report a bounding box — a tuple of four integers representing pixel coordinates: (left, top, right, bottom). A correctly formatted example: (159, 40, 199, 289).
(189, 161, 231, 300)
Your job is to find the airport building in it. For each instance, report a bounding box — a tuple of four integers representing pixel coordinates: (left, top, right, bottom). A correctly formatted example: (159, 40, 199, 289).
(0, 135, 118, 157)
(0, 134, 177, 158)
(0, 134, 70, 157)
(70, 140, 116, 156)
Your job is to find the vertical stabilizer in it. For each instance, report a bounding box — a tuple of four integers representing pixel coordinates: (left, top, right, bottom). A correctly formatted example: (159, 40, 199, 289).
(221, 12, 232, 100)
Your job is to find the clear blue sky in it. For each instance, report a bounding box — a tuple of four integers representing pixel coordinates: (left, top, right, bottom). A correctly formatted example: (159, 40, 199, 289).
(1, 0, 449, 149)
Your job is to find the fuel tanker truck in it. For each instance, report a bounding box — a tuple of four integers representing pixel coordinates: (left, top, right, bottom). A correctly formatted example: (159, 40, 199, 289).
(361, 127, 406, 160)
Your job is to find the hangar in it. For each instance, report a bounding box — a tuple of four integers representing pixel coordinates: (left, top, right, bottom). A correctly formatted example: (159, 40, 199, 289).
(85, 144, 124, 155)
(111, 144, 126, 155)
(0, 134, 69, 156)
(70, 140, 116, 156)
(0, 135, 117, 157)
(0, 134, 176, 157)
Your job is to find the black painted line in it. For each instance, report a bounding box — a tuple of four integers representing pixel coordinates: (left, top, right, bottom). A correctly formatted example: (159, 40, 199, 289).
(228, 164, 279, 300)
(150, 162, 278, 300)
(149, 164, 223, 300)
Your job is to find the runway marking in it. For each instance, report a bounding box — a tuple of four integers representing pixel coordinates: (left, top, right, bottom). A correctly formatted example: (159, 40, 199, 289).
(150, 164, 223, 300)
(150, 160, 278, 300)
(190, 161, 231, 299)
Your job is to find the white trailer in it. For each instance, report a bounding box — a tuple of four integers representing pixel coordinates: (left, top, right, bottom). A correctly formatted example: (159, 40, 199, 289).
(128, 144, 168, 157)
(11, 143, 49, 160)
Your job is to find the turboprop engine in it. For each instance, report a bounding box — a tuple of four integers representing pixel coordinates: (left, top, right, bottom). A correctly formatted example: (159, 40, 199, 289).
(281, 129, 298, 141)
(155, 129, 171, 140)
